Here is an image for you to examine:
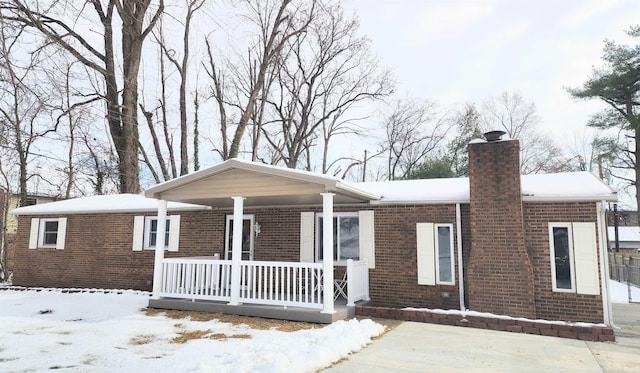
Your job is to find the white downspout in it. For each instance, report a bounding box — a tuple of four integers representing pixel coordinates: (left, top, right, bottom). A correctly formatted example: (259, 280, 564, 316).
(597, 200, 614, 327)
(151, 199, 168, 299)
(228, 196, 245, 306)
(321, 193, 335, 314)
(456, 203, 465, 312)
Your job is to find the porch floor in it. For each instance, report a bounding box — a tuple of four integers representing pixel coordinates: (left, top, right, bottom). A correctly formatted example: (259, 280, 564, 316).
(148, 297, 364, 324)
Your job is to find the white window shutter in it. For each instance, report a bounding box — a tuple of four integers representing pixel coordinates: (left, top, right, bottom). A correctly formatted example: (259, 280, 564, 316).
(572, 222, 600, 295)
(300, 212, 315, 262)
(132, 216, 144, 251)
(56, 218, 67, 250)
(168, 215, 181, 252)
(359, 210, 375, 269)
(28, 218, 40, 249)
(416, 223, 436, 285)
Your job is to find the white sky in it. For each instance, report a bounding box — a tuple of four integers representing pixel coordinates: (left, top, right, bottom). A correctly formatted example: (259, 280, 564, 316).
(342, 0, 640, 140)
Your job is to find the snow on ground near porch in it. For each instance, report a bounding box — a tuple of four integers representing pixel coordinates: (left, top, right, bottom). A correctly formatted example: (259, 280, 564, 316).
(0, 289, 384, 372)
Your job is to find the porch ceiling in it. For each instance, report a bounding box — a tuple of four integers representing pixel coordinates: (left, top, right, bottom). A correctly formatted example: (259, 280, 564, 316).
(144, 159, 380, 208)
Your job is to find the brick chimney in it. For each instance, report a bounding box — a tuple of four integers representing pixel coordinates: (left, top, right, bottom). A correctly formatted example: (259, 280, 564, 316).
(466, 131, 536, 318)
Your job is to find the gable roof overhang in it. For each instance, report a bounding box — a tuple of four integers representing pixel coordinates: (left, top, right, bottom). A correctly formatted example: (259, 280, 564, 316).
(144, 159, 381, 208)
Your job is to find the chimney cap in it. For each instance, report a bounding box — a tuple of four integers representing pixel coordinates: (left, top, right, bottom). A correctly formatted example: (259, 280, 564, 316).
(484, 130, 507, 142)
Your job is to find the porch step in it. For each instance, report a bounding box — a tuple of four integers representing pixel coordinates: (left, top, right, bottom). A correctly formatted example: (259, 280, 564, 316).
(148, 298, 361, 324)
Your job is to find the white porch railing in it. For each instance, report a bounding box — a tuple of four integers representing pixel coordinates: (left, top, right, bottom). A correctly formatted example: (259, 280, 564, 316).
(158, 257, 369, 310)
(346, 259, 371, 306)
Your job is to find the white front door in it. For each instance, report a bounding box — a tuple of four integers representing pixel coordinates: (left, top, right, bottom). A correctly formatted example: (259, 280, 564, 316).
(225, 214, 254, 260)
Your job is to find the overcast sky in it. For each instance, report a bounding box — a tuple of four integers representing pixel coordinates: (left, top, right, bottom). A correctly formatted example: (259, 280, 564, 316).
(342, 0, 640, 142)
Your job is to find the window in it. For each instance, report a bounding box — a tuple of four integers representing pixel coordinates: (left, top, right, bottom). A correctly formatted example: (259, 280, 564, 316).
(435, 224, 454, 284)
(416, 223, 455, 286)
(132, 215, 180, 252)
(317, 213, 359, 262)
(23, 197, 37, 206)
(144, 217, 170, 248)
(548, 222, 600, 295)
(300, 211, 375, 268)
(28, 217, 67, 250)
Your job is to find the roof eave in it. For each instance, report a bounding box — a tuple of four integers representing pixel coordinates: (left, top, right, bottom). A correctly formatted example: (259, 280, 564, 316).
(522, 195, 618, 203)
(11, 205, 211, 216)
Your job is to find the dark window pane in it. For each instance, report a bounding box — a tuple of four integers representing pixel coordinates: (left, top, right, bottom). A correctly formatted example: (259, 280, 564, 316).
(437, 226, 452, 282)
(553, 227, 572, 289)
(43, 221, 58, 245)
(149, 219, 170, 247)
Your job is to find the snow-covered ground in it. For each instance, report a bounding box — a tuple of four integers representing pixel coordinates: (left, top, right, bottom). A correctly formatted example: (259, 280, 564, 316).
(0, 279, 635, 372)
(609, 278, 638, 304)
(0, 289, 384, 372)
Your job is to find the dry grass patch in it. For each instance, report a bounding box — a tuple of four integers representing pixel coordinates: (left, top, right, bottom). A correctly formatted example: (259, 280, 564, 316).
(144, 308, 319, 332)
(172, 330, 253, 343)
(130, 335, 156, 345)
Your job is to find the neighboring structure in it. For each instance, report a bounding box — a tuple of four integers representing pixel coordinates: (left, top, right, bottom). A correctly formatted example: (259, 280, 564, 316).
(1, 190, 59, 275)
(10, 134, 617, 325)
(608, 226, 640, 252)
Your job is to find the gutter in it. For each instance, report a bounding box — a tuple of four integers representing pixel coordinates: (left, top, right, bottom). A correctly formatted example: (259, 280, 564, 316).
(456, 203, 465, 312)
(597, 200, 615, 327)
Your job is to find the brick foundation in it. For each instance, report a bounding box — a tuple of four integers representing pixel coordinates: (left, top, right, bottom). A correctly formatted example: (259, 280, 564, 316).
(356, 305, 615, 342)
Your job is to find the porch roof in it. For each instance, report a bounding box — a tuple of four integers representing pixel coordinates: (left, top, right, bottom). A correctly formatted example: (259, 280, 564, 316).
(144, 159, 381, 208)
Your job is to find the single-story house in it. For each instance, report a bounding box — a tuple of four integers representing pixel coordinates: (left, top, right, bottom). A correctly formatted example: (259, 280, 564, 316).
(11, 133, 617, 325)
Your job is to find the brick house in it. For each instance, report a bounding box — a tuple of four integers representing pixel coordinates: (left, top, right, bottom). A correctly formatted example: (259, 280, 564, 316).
(11, 133, 617, 325)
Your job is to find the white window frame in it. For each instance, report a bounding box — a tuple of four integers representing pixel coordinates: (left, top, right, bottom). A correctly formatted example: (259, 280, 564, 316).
(29, 217, 67, 250)
(435, 223, 455, 285)
(143, 216, 170, 249)
(548, 222, 600, 295)
(132, 215, 180, 252)
(39, 218, 61, 248)
(224, 214, 255, 260)
(549, 222, 577, 293)
(315, 212, 359, 265)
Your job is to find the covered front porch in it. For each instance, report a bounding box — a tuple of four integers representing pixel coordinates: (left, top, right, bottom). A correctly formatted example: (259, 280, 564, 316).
(144, 159, 379, 323)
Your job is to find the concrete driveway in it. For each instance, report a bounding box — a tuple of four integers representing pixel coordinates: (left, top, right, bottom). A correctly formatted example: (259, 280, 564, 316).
(323, 304, 639, 373)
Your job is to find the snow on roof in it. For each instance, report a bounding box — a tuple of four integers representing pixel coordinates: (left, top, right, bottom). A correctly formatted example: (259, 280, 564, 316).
(607, 226, 640, 242)
(520, 172, 616, 202)
(356, 171, 616, 204)
(11, 194, 211, 216)
(359, 178, 470, 203)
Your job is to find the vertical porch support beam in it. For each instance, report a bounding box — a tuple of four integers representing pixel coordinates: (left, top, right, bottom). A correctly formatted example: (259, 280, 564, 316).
(228, 196, 245, 306)
(151, 199, 168, 299)
(321, 192, 335, 314)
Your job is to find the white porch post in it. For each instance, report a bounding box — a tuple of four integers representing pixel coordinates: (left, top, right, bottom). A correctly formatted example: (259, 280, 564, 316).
(321, 193, 335, 314)
(151, 199, 168, 299)
(228, 196, 245, 306)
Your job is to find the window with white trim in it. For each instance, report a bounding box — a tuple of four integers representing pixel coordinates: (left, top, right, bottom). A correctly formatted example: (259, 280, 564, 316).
(416, 222, 455, 286)
(300, 210, 375, 268)
(28, 217, 67, 250)
(548, 222, 600, 295)
(317, 212, 359, 262)
(132, 215, 181, 252)
(144, 217, 170, 249)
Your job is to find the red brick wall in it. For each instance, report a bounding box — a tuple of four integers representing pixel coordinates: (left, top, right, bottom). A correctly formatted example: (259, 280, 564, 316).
(523, 202, 604, 323)
(467, 139, 536, 318)
(11, 199, 605, 323)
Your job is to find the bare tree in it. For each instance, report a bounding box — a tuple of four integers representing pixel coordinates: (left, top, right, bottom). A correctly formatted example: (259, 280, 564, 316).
(154, 0, 204, 176)
(1, 0, 164, 193)
(481, 91, 572, 174)
(262, 2, 393, 171)
(204, 0, 315, 160)
(383, 99, 450, 180)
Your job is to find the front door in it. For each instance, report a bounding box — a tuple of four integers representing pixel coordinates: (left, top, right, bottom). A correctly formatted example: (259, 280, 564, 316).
(224, 214, 254, 260)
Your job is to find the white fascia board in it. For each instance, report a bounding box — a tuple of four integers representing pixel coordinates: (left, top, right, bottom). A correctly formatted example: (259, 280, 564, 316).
(522, 195, 617, 203)
(335, 181, 381, 201)
(12, 205, 211, 216)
